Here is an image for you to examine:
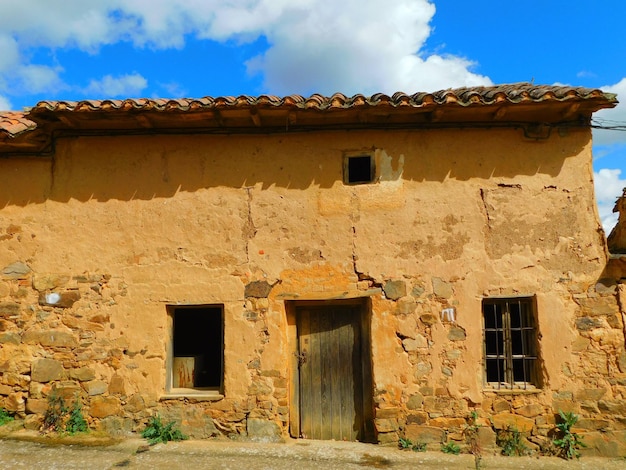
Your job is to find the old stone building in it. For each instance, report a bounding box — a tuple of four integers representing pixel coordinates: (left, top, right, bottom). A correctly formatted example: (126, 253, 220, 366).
(1, 84, 625, 455)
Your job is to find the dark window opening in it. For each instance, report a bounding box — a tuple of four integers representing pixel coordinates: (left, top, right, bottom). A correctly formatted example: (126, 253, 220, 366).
(345, 155, 374, 184)
(483, 297, 538, 389)
(171, 305, 223, 389)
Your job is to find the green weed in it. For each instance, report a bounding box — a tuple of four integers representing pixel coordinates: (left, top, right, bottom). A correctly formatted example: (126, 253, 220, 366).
(42, 393, 89, 434)
(0, 408, 14, 426)
(398, 436, 427, 452)
(66, 400, 89, 435)
(441, 441, 461, 455)
(497, 426, 529, 456)
(552, 411, 585, 460)
(141, 414, 187, 445)
(42, 392, 68, 432)
(464, 411, 483, 469)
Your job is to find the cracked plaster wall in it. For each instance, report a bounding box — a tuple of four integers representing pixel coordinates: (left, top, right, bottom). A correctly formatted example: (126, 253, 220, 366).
(1, 127, 625, 454)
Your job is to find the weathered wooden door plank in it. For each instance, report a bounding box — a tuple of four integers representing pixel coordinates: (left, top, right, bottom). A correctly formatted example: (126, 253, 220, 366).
(298, 305, 365, 441)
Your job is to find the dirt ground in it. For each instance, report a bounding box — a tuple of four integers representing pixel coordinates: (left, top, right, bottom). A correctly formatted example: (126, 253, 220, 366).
(1, 432, 625, 470)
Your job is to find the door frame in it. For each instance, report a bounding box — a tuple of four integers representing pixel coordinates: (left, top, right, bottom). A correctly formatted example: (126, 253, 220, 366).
(286, 298, 375, 442)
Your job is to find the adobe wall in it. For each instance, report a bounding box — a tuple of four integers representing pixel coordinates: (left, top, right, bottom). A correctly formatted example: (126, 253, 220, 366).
(1, 127, 625, 455)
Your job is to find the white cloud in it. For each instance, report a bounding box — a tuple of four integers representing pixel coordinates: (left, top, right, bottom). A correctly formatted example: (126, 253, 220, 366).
(17, 64, 65, 94)
(0, 0, 491, 107)
(594, 168, 626, 233)
(594, 78, 626, 147)
(84, 73, 148, 97)
(0, 95, 12, 110)
(245, 0, 491, 95)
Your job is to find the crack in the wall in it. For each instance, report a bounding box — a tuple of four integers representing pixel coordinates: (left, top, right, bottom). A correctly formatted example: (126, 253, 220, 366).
(617, 283, 626, 349)
(479, 188, 491, 230)
(243, 187, 257, 263)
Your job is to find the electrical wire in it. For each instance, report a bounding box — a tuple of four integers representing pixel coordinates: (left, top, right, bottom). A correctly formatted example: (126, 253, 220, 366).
(591, 117, 626, 131)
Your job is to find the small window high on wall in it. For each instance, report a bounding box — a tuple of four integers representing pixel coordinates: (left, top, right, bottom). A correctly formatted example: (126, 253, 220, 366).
(344, 153, 375, 184)
(482, 297, 538, 390)
(167, 305, 223, 394)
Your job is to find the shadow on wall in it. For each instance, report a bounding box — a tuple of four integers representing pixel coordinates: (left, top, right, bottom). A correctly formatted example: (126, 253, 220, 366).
(0, 127, 585, 208)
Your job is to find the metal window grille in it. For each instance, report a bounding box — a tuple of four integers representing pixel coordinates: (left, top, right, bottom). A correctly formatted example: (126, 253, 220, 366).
(483, 298, 537, 389)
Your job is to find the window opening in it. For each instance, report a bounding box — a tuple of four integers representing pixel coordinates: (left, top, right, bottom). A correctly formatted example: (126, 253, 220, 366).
(483, 297, 537, 389)
(170, 305, 223, 391)
(345, 154, 374, 184)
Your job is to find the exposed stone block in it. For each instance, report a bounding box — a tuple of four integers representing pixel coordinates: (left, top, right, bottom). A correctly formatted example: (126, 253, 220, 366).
(377, 431, 399, 445)
(575, 388, 607, 401)
(98, 416, 134, 437)
(244, 281, 272, 298)
(0, 282, 9, 298)
(395, 296, 416, 314)
(70, 367, 96, 382)
(404, 424, 445, 444)
(88, 313, 110, 324)
(406, 412, 428, 424)
(402, 336, 427, 352)
(477, 426, 497, 449)
(432, 277, 453, 298)
(375, 418, 399, 433)
(446, 349, 462, 360)
(0, 332, 21, 344)
(376, 407, 401, 419)
(575, 317, 604, 331)
(0, 302, 20, 318)
(594, 279, 617, 294)
(552, 399, 579, 414)
(515, 403, 543, 418)
(383, 280, 406, 300)
(580, 430, 626, 457)
(124, 393, 145, 413)
(90, 396, 121, 418)
(248, 379, 272, 396)
(32, 274, 70, 292)
(598, 400, 626, 415)
(22, 329, 77, 348)
(38, 290, 81, 308)
(31, 358, 64, 383)
(491, 412, 534, 432)
(411, 284, 425, 298)
(84, 380, 107, 396)
(429, 417, 466, 429)
(25, 398, 48, 414)
(407, 393, 424, 410)
(447, 326, 466, 341)
(396, 315, 418, 339)
(575, 418, 610, 431)
(415, 361, 432, 378)
(420, 313, 437, 325)
(51, 382, 81, 402)
(23, 415, 41, 430)
(575, 297, 619, 316)
(246, 418, 282, 442)
(5, 372, 30, 388)
(5, 392, 25, 414)
(1, 262, 31, 280)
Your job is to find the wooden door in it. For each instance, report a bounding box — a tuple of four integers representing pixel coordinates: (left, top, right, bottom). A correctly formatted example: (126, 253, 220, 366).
(297, 306, 364, 441)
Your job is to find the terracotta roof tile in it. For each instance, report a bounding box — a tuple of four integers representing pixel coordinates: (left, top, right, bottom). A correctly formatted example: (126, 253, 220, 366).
(0, 84, 617, 140)
(25, 83, 614, 115)
(0, 111, 37, 138)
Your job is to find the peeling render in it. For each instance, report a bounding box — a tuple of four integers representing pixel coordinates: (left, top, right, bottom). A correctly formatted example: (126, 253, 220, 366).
(0, 126, 625, 456)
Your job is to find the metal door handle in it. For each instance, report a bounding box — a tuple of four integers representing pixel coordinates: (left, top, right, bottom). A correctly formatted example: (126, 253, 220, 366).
(295, 351, 307, 366)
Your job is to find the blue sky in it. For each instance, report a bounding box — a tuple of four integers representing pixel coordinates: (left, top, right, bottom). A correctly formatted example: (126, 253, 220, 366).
(1, 0, 625, 231)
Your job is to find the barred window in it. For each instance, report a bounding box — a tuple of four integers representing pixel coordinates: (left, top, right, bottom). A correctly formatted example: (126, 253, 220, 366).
(482, 297, 538, 389)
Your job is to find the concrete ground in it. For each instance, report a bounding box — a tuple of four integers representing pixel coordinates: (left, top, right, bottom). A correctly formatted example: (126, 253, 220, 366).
(0, 432, 625, 470)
